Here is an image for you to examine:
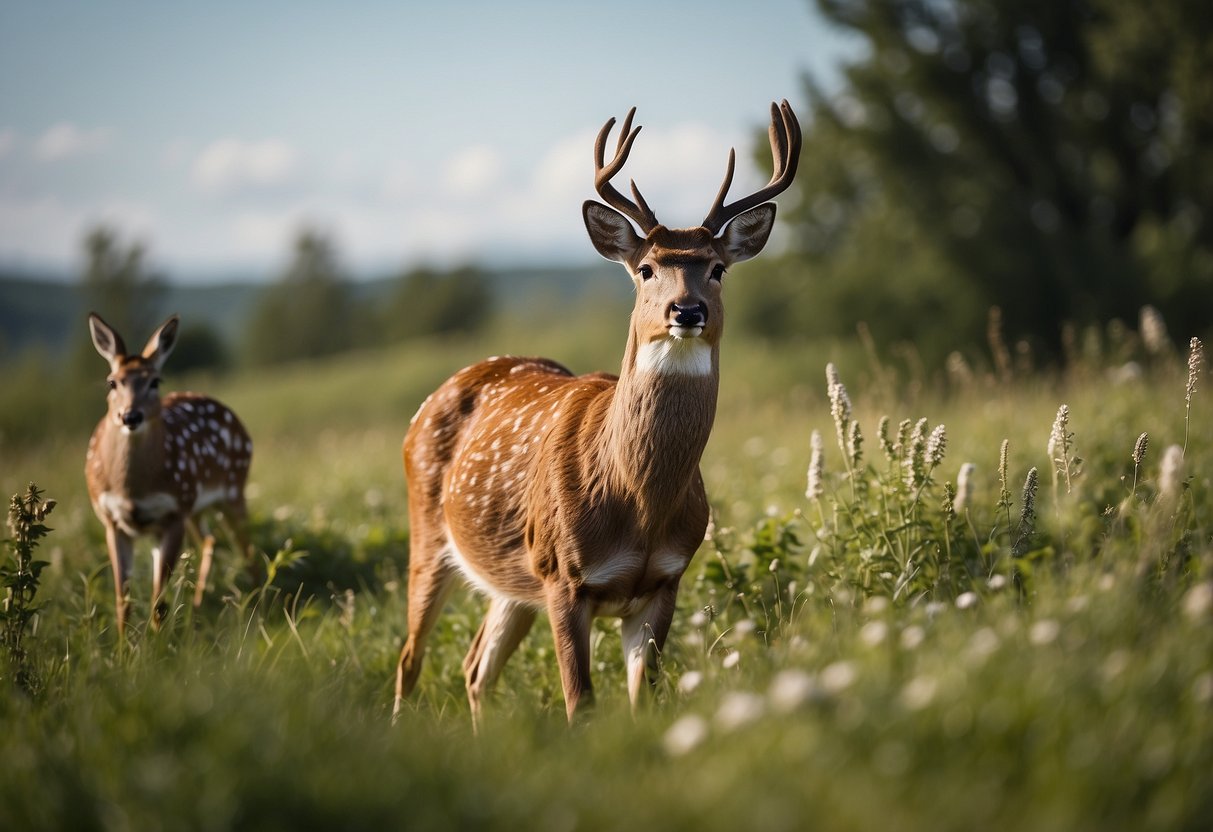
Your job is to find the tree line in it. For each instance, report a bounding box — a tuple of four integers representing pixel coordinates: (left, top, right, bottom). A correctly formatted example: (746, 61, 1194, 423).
(40, 0, 1213, 375)
(73, 226, 494, 374)
(730, 0, 1212, 363)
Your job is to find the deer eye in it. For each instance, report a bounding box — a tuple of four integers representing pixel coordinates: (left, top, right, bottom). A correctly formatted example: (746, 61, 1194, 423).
(710, 264, 726, 282)
(107, 379, 117, 391)
(637, 264, 654, 281)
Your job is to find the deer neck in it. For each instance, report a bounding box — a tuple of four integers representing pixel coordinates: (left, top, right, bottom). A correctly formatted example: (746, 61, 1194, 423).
(96, 417, 167, 495)
(597, 328, 719, 516)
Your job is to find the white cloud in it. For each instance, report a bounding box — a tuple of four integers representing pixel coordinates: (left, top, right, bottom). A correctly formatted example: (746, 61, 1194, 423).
(490, 121, 759, 242)
(159, 139, 194, 170)
(33, 123, 111, 161)
(442, 145, 503, 198)
(0, 193, 159, 267)
(0, 130, 16, 158)
(0, 120, 773, 274)
(191, 138, 299, 195)
(379, 158, 416, 202)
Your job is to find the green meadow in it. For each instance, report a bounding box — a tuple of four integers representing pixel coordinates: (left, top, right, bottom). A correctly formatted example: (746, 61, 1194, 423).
(1, 311, 1210, 831)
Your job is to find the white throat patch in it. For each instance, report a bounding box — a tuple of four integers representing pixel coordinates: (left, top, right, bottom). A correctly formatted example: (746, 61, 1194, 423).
(635, 337, 713, 376)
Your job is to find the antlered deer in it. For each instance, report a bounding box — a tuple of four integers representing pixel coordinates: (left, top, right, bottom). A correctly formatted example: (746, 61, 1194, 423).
(395, 101, 800, 723)
(85, 313, 255, 635)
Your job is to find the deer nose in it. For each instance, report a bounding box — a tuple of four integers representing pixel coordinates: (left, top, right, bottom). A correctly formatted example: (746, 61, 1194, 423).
(670, 302, 707, 328)
(122, 410, 144, 429)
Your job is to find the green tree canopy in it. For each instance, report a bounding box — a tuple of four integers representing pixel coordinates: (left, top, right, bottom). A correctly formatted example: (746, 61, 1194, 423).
(73, 226, 165, 376)
(379, 265, 494, 344)
(735, 0, 1213, 362)
(244, 229, 354, 365)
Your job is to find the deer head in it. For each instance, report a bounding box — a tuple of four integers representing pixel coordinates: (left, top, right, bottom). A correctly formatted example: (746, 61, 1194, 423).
(89, 313, 180, 433)
(582, 100, 801, 374)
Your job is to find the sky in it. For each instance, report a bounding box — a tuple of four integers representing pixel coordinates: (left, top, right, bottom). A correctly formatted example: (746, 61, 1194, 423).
(0, 0, 863, 281)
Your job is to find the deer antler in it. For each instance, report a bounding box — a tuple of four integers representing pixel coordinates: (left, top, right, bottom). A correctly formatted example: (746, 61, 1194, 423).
(701, 100, 801, 235)
(594, 107, 660, 233)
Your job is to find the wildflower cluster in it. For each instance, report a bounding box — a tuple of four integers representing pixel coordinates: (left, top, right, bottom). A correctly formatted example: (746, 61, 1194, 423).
(3, 483, 55, 695)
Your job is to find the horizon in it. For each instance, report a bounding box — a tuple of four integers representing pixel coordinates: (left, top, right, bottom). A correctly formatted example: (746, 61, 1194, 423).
(0, 0, 862, 283)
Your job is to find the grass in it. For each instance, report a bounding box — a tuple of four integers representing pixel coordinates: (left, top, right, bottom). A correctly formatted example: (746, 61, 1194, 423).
(1, 316, 1210, 831)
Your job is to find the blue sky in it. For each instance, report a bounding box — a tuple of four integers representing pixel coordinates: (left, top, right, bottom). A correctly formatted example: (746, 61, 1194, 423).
(0, 0, 861, 280)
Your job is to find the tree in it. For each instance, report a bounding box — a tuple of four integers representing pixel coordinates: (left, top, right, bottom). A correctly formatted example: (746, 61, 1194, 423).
(736, 0, 1213, 362)
(72, 226, 165, 376)
(244, 229, 354, 365)
(379, 265, 494, 344)
(170, 322, 230, 373)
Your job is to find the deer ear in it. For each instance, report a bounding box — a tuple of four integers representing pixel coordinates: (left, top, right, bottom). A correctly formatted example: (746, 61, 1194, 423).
(583, 201, 644, 264)
(720, 204, 776, 264)
(88, 313, 126, 367)
(142, 315, 180, 370)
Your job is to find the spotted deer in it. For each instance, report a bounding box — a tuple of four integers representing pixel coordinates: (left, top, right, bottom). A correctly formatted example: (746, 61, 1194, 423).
(85, 313, 255, 635)
(394, 101, 801, 723)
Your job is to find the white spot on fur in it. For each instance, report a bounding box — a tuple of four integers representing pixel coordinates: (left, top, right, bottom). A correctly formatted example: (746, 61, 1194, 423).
(193, 485, 227, 512)
(635, 338, 713, 376)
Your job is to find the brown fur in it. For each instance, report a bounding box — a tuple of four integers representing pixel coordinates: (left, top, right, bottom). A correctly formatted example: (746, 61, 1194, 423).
(85, 314, 255, 636)
(394, 103, 798, 723)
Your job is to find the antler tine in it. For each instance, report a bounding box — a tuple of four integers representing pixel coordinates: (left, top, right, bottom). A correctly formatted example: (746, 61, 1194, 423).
(704, 148, 737, 232)
(630, 180, 656, 227)
(593, 108, 659, 233)
(702, 99, 802, 235)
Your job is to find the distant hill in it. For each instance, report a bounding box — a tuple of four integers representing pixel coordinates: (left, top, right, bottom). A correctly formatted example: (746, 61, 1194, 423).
(0, 261, 630, 361)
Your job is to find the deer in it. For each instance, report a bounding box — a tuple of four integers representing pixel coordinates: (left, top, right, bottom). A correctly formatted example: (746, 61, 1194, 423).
(85, 312, 255, 636)
(394, 101, 800, 724)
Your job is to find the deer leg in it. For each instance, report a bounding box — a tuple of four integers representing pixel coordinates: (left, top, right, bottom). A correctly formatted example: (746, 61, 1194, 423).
(394, 538, 458, 720)
(105, 524, 135, 638)
(220, 498, 260, 586)
(545, 580, 594, 722)
(621, 581, 680, 711)
(463, 598, 537, 731)
(186, 517, 215, 608)
(151, 519, 186, 628)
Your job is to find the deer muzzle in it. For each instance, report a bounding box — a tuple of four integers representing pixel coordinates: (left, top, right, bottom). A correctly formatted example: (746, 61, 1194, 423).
(668, 302, 707, 337)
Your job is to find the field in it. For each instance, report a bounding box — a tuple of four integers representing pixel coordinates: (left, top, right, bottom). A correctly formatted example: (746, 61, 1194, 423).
(1, 312, 1210, 831)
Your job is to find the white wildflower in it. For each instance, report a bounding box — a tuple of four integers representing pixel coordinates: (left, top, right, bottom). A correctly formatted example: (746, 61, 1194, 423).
(677, 671, 703, 695)
(968, 627, 1001, 658)
(1188, 336, 1204, 404)
(859, 620, 888, 646)
(1132, 432, 1149, 466)
(1029, 618, 1060, 645)
(900, 675, 938, 710)
(926, 424, 947, 470)
(904, 417, 929, 489)
(900, 625, 925, 650)
(1139, 305, 1170, 355)
(1159, 444, 1185, 500)
(819, 661, 857, 694)
(663, 715, 709, 756)
(826, 363, 852, 452)
(955, 462, 976, 513)
(768, 670, 817, 713)
(1182, 582, 1212, 621)
(806, 429, 825, 501)
(715, 691, 765, 731)
(865, 596, 889, 614)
